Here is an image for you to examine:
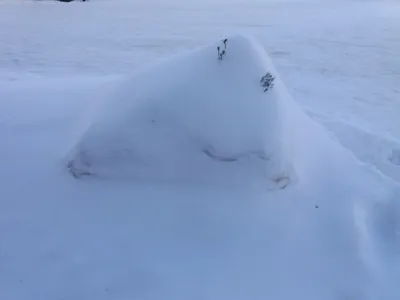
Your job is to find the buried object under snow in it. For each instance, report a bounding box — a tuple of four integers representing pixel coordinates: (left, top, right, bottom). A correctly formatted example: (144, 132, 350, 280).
(67, 35, 294, 188)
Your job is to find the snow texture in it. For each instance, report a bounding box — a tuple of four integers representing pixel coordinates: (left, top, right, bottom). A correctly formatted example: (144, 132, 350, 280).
(1, 1, 400, 300)
(67, 36, 293, 188)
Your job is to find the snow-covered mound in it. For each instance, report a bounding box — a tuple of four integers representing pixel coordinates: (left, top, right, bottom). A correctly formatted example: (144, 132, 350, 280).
(68, 36, 295, 187)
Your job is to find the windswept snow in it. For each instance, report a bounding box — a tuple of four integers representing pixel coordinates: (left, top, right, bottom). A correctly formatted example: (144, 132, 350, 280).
(1, 0, 399, 178)
(67, 36, 293, 187)
(1, 0, 400, 300)
(1, 35, 399, 300)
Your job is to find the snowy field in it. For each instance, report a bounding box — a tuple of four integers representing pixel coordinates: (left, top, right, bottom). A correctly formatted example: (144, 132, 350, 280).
(1, 0, 399, 179)
(1, 0, 400, 299)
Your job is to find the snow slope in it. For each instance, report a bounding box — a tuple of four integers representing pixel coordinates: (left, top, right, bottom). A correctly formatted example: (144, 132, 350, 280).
(2, 34, 400, 299)
(67, 36, 292, 187)
(0, 0, 399, 181)
(1, 0, 400, 299)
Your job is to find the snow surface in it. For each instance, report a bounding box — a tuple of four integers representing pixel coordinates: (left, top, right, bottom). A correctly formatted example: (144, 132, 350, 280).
(67, 36, 292, 187)
(1, 0, 399, 180)
(1, 0, 400, 299)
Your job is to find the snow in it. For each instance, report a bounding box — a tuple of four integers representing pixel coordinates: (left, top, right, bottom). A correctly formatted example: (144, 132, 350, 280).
(67, 36, 292, 187)
(390, 149, 400, 166)
(1, 0, 400, 299)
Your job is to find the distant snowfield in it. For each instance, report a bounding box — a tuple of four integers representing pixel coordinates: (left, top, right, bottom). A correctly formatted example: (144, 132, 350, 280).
(1, 0, 400, 299)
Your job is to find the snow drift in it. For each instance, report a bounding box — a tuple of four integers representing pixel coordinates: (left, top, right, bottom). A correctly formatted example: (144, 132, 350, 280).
(2, 2, 400, 299)
(1, 37, 400, 300)
(67, 35, 296, 187)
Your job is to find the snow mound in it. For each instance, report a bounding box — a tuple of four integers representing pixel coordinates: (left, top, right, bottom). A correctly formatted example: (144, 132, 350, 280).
(68, 36, 296, 187)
